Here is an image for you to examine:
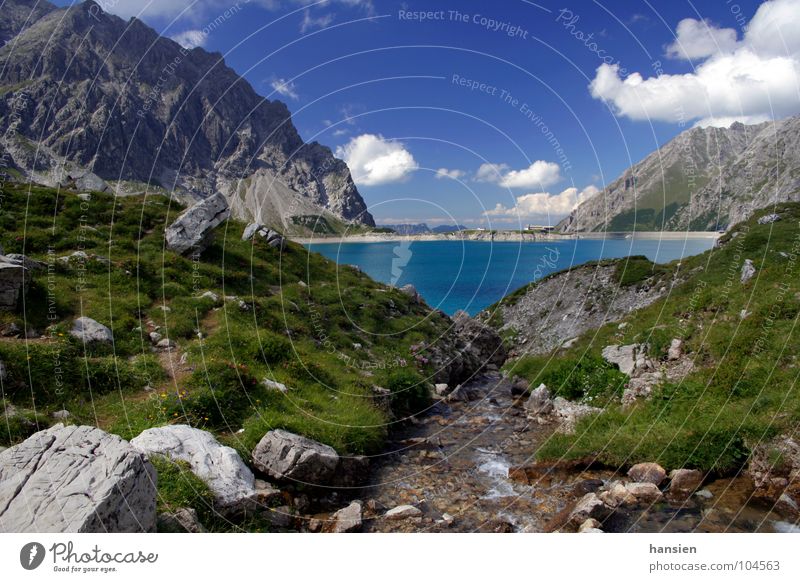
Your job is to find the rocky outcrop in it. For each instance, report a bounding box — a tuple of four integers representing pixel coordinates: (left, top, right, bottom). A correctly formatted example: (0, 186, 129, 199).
(558, 116, 800, 233)
(0, 424, 157, 532)
(0, 255, 30, 311)
(252, 429, 339, 486)
(0, 1, 374, 232)
(484, 262, 671, 356)
(428, 310, 507, 386)
(70, 316, 113, 343)
(165, 192, 230, 255)
(131, 425, 257, 513)
(746, 435, 800, 519)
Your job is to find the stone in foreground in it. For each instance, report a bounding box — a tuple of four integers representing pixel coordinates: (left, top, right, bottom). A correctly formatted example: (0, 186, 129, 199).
(0, 424, 157, 532)
(131, 425, 256, 512)
(252, 429, 339, 485)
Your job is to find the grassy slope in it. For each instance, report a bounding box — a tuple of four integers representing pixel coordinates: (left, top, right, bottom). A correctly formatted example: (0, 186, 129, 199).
(505, 203, 800, 474)
(0, 183, 450, 462)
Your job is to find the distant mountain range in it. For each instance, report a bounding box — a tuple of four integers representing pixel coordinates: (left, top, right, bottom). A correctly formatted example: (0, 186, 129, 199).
(379, 223, 467, 235)
(0, 0, 374, 233)
(558, 116, 800, 232)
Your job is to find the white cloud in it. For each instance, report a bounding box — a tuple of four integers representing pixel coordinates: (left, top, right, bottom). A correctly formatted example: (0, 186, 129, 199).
(335, 134, 418, 186)
(435, 168, 466, 180)
(485, 186, 600, 221)
(170, 29, 208, 49)
(474, 161, 561, 188)
(270, 78, 299, 100)
(590, 0, 800, 125)
(666, 18, 738, 60)
(300, 9, 334, 32)
(474, 163, 510, 183)
(498, 160, 562, 189)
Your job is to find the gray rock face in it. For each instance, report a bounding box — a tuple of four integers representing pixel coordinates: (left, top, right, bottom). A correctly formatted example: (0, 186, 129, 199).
(252, 429, 339, 485)
(131, 425, 257, 512)
(0, 255, 30, 311)
(558, 116, 800, 233)
(428, 310, 507, 386)
(165, 192, 230, 255)
(70, 316, 113, 343)
(0, 424, 157, 532)
(741, 259, 756, 284)
(0, 1, 374, 231)
(486, 262, 670, 356)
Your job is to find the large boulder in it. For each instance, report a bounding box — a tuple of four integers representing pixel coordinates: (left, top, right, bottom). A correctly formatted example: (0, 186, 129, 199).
(131, 425, 257, 512)
(0, 425, 157, 532)
(165, 192, 230, 255)
(0, 255, 30, 311)
(70, 316, 113, 343)
(252, 429, 339, 485)
(428, 310, 508, 386)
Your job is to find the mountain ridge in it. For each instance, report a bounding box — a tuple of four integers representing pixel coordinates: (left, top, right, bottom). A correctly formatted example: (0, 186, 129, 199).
(557, 116, 800, 232)
(0, 0, 374, 232)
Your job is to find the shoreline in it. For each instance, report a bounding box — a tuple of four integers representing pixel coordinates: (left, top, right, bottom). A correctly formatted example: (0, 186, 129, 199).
(293, 231, 722, 245)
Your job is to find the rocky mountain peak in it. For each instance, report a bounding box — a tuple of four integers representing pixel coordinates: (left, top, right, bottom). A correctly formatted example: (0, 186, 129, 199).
(558, 116, 800, 232)
(0, 0, 374, 231)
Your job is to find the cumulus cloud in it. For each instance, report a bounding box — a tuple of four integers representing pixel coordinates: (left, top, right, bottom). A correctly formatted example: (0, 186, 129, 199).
(485, 186, 600, 221)
(666, 18, 738, 60)
(335, 134, 418, 186)
(435, 168, 466, 180)
(590, 0, 800, 126)
(474, 161, 561, 188)
(170, 29, 208, 49)
(498, 161, 562, 189)
(300, 9, 334, 32)
(474, 163, 510, 183)
(270, 78, 299, 100)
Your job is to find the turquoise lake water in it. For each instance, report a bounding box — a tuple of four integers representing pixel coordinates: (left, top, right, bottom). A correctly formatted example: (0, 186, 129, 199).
(305, 237, 716, 316)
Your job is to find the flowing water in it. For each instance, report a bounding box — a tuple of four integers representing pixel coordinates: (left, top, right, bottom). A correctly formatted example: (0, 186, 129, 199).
(361, 374, 790, 533)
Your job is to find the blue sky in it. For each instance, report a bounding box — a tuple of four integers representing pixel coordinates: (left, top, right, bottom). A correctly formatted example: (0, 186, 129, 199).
(55, 0, 800, 227)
